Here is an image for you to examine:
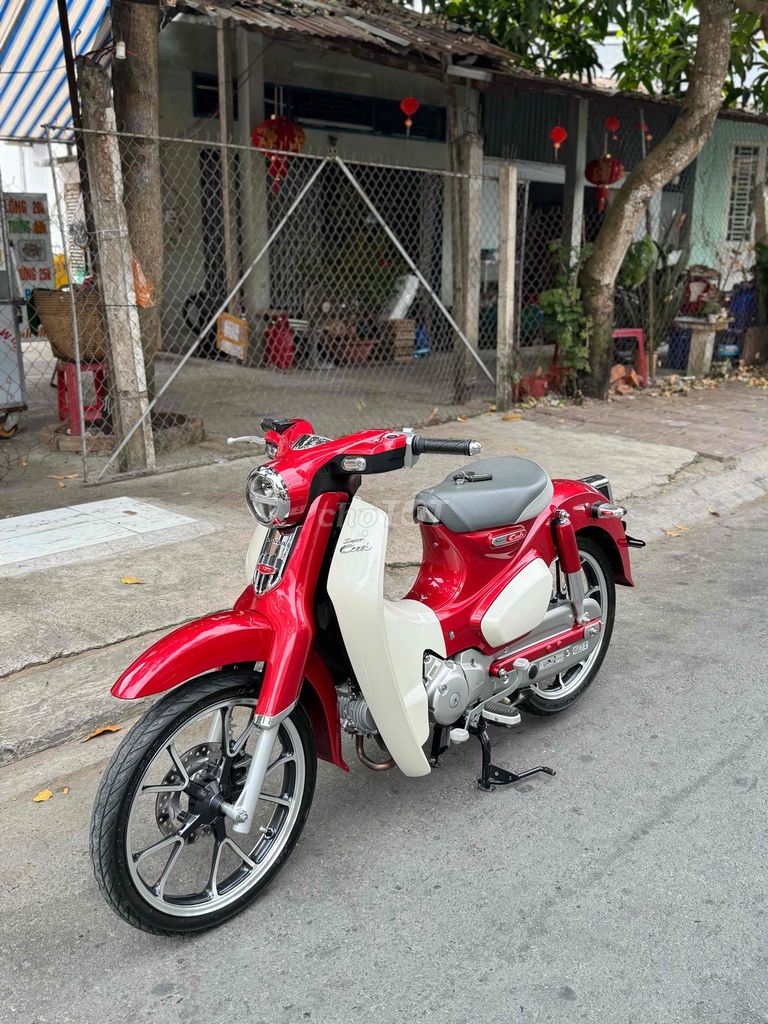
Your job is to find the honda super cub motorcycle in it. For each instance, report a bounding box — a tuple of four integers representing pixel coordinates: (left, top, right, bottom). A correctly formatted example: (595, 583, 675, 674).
(91, 417, 640, 934)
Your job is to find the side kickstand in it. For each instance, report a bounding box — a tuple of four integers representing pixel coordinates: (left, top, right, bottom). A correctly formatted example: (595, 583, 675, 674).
(467, 721, 556, 791)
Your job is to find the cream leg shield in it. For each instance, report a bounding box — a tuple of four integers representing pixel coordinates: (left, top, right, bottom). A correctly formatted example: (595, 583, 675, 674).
(327, 497, 446, 777)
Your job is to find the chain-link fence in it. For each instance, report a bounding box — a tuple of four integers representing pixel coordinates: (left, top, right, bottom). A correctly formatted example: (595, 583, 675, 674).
(0, 117, 756, 490)
(12, 127, 507, 482)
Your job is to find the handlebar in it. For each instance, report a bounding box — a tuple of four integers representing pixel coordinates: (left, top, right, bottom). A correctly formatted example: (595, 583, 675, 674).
(411, 436, 482, 457)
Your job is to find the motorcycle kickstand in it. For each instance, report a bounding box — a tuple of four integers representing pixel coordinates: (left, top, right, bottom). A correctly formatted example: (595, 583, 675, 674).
(467, 720, 556, 791)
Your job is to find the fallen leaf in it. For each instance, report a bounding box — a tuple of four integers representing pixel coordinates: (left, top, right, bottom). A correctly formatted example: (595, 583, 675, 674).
(83, 724, 122, 742)
(663, 529, 682, 538)
(502, 413, 522, 422)
(47, 473, 79, 480)
(59, 786, 70, 795)
(489, 403, 497, 412)
(673, 524, 690, 532)
(33, 789, 53, 803)
(456, 415, 467, 422)
(56, 481, 66, 488)
(119, 576, 144, 585)
(707, 506, 720, 517)
(514, 446, 527, 453)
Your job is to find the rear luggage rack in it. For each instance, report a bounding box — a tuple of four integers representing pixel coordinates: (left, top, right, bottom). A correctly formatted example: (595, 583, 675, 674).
(580, 474, 613, 502)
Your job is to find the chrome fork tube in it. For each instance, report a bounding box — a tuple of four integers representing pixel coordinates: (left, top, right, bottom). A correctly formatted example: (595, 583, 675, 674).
(228, 724, 278, 834)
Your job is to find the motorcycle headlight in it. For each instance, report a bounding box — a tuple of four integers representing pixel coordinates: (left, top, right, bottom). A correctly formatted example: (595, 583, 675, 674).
(245, 466, 291, 525)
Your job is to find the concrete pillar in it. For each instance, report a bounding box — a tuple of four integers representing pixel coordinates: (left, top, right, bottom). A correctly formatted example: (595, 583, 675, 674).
(562, 97, 588, 253)
(496, 161, 518, 411)
(236, 27, 271, 362)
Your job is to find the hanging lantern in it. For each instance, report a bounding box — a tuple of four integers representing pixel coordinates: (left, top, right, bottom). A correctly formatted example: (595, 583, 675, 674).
(549, 125, 567, 160)
(585, 154, 624, 213)
(400, 96, 420, 137)
(604, 115, 620, 140)
(251, 115, 306, 194)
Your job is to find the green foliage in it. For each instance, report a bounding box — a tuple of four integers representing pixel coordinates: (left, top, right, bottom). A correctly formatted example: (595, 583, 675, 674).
(538, 242, 592, 376)
(618, 235, 657, 288)
(424, 0, 768, 112)
(616, 218, 690, 348)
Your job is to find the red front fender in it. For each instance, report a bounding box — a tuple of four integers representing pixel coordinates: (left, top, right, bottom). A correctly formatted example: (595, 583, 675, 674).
(111, 610, 347, 771)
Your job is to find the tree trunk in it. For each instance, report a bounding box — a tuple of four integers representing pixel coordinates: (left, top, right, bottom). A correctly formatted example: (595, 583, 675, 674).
(579, 0, 733, 397)
(77, 57, 155, 473)
(111, 0, 163, 401)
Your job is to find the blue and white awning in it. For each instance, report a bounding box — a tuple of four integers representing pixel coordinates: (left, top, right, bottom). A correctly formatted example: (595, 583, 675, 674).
(0, 0, 110, 140)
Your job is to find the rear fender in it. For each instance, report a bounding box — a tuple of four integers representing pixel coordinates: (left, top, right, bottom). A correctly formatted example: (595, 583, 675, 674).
(111, 611, 347, 770)
(551, 480, 635, 586)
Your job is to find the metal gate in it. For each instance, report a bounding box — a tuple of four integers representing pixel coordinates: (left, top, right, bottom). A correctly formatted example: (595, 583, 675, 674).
(43, 128, 508, 481)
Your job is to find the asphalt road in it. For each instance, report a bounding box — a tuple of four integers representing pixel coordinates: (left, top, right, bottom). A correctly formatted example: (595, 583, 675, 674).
(2, 500, 768, 1024)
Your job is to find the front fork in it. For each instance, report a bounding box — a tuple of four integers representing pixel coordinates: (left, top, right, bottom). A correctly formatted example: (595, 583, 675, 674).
(552, 509, 588, 624)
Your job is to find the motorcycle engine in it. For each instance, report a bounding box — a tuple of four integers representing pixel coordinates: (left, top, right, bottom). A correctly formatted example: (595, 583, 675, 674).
(423, 651, 494, 725)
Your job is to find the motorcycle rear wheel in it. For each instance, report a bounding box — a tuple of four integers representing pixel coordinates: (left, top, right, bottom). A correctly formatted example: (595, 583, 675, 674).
(519, 536, 615, 716)
(90, 670, 316, 935)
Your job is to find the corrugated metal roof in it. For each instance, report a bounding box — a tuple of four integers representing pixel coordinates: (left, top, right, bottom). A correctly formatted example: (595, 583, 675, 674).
(0, 0, 111, 140)
(180, 0, 521, 76)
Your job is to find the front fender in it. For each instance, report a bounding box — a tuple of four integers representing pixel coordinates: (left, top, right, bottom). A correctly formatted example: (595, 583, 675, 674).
(112, 610, 272, 700)
(111, 611, 347, 771)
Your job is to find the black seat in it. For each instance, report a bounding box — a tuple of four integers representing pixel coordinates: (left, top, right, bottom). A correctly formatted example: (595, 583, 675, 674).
(413, 457, 554, 533)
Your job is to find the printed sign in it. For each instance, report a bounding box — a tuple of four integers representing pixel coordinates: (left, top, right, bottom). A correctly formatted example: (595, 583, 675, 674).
(0, 302, 24, 412)
(2, 192, 54, 339)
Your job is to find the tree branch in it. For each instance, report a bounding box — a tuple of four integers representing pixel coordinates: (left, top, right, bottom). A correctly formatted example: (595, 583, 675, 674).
(579, 0, 734, 395)
(734, 0, 768, 16)
(583, 0, 733, 287)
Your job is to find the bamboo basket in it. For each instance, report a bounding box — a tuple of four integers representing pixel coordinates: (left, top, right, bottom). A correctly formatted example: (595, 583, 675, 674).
(33, 288, 107, 362)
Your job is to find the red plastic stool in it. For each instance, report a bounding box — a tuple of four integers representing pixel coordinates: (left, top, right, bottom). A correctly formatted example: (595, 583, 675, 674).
(612, 329, 648, 386)
(56, 360, 107, 435)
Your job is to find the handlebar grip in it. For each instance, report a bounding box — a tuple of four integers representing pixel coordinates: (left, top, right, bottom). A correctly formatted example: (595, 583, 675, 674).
(411, 436, 482, 456)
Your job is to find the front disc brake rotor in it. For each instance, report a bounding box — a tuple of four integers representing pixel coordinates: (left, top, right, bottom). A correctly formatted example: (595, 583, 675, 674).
(155, 743, 222, 837)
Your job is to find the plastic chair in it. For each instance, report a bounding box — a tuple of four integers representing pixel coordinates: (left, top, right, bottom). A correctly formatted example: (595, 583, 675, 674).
(612, 329, 647, 386)
(56, 360, 106, 435)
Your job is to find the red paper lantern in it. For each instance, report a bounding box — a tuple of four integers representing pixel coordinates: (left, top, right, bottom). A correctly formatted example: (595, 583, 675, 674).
(585, 154, 624, 212)
(604, 115, 620, 139)
(400, 97, 420, 137)
(251, 115, 306, 194)
(549, 125, 567, 160)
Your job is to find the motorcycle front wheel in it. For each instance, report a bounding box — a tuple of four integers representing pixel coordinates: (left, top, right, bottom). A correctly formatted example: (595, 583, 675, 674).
(90, 670, 316, 935)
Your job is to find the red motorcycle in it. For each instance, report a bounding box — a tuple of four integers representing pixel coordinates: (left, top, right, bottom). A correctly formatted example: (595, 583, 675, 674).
(91, 417, 640, 934)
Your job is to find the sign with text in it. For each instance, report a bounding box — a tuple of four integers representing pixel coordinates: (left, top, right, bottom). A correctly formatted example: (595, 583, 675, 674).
(0, 302, 24, 412)
(2, 192, 54, 340)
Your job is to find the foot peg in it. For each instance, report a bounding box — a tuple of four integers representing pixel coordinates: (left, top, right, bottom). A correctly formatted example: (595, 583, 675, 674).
(468, 721, 555, 791)
(481, 701, 521, 727)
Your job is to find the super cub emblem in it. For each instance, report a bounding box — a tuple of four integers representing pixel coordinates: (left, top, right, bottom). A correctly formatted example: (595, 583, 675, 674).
(340, 537, 372, 554)
(490, 525, 526, 548)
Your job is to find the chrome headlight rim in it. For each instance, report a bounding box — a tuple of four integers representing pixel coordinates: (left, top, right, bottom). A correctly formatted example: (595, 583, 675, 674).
(245, 465, 291, 525)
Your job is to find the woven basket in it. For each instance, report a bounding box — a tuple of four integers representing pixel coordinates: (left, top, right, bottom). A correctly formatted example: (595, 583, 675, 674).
(33, 288, 107, 362)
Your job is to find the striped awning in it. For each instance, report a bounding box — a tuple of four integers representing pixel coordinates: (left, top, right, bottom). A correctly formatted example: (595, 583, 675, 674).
(0, 0, 110, 140)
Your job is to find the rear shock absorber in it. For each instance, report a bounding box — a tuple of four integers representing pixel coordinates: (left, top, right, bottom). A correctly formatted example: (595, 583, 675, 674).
(553, 510, 588, 623)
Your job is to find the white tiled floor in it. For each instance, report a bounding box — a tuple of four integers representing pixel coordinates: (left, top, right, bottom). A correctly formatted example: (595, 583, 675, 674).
(0, 497, 196, 567)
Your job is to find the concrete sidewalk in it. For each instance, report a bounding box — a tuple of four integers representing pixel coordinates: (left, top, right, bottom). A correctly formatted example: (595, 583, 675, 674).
(3, 379, 767, 764)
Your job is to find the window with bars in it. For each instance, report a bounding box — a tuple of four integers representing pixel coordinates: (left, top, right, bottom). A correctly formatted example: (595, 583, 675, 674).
(726, 145, 760, 242)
